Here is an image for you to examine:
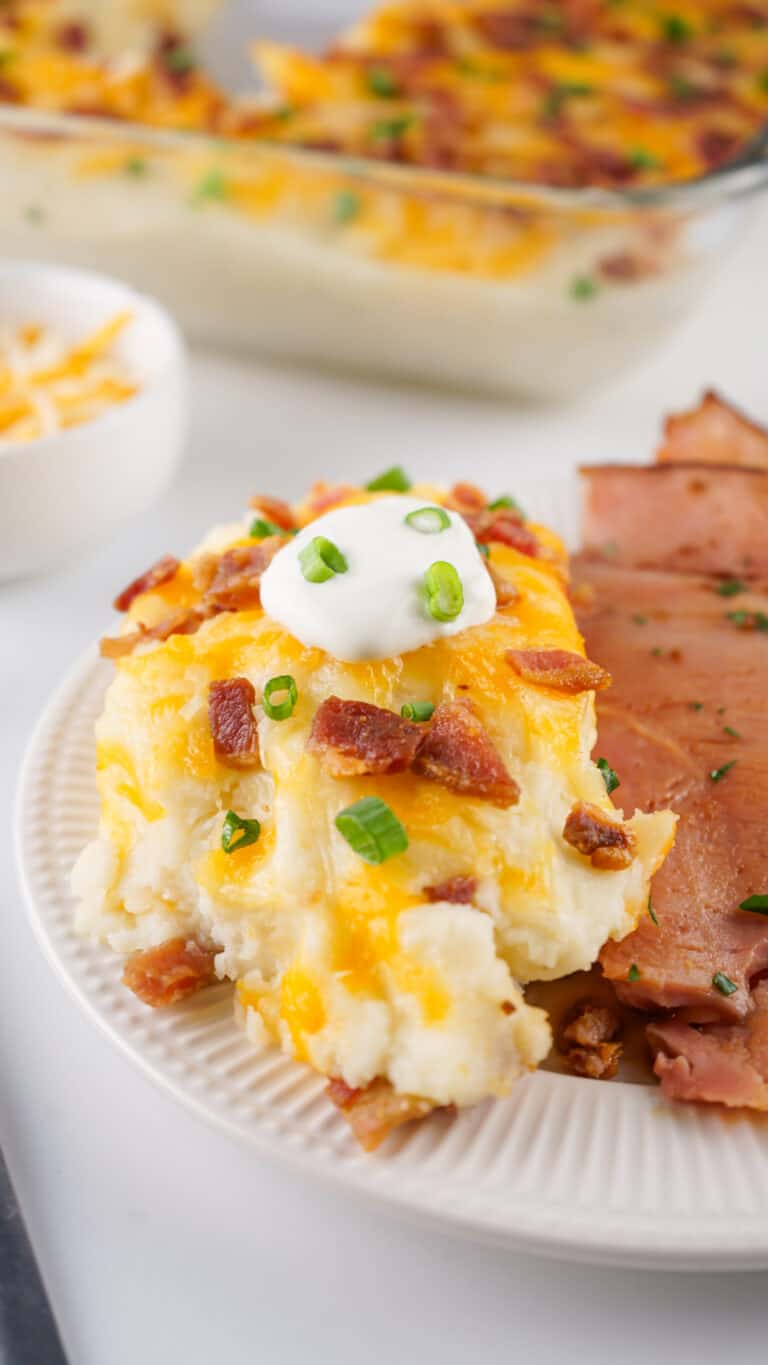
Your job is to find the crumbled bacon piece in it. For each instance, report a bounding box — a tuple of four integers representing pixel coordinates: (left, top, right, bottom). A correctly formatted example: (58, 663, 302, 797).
(113, 554, 180, 612)
(507, 648, 611, 693)
(444, 482, 488, 515)
(465, 509, 541, 558)
(308, 697, 423, 778)
(204, 538, 283, 612)
(248, 494, 297, 531)
(326, 1076, 436, 1151)
(413, 701, 519, 808)
(423, 875, 478, 904)
(563, 801, 636, 870)
(598, 251, 659, 282)
(697, 127, 742, 168)
(564, 1041, 623, 1080)
(559, 999, 623, 1079)
(305, 482, 357, 518)
(487, 561, 519, 607)
(123, 937, 217, 1007)
(99, 607, 208, 659)
(208, 678, 260, 769)
(55, 20, 89, 51)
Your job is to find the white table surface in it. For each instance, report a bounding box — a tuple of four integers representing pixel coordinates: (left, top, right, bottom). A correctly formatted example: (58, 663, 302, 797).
(3, 210, 768, 1365)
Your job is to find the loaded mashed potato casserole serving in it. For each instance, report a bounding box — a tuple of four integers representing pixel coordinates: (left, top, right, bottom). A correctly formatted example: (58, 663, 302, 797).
(73, 474, 675, 1149)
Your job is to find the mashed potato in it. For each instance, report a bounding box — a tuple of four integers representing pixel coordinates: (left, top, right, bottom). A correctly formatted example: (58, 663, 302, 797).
(73, 480, 675, 1126)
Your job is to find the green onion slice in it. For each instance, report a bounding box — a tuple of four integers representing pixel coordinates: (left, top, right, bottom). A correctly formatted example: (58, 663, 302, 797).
(263, 674, 298, 721)
(400, 701, 435, 723)
(596, 756, 620, 795)
(740, 895, 768, 915)
(365, 465, 411, 492)
(488, 494, 524, 515)
(335, 796, 408, 865)
(299, 536, 348, 583)
(250, 517, 284, 540)
(712, 971, 737, 997)
(424, 561, 464, 622)
(715, 578, 745, 597)
(477, 542, 490, 558)
(404, 506, 450, 534)
(709, 761, 736, 782)
(221, 810, 261, 854)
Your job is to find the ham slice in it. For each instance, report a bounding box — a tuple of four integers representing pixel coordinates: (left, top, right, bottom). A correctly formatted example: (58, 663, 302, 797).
(574, 556, 768, 1021)
(580, 463, 768, 578)
(648, 981, 768, 1110)
(657, 390, 768, 470)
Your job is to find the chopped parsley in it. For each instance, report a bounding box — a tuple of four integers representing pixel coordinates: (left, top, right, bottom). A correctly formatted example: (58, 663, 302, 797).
(596, 757, 620, 795)
(727, 609, 768, 631)
(570, 274, 599, 301)
(193, 168, 229, 203)
(627, 963, 641, 982)
(723, 725, 741, 739)
(715, 578, 745, 597)
(740, 895, 768, 915)
(648, 895, 658, 926)
(366, 67, 399, 97)
(712, 971, 737, 997)
(661, 14, 693, 43)
(333, 189, 362, 224)
(688, 701, 703, 711)
(124, 157, 148, 178)
(632, 613, 648, 625)
(709, 760, 736, 782)
(651, 646, 664, 657)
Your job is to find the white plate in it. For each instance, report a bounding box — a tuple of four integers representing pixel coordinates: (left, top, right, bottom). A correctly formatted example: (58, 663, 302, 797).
(14, 481, 768, 1271)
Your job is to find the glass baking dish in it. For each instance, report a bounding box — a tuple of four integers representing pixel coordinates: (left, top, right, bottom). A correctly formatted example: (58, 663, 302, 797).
(2, 0, 767, 400)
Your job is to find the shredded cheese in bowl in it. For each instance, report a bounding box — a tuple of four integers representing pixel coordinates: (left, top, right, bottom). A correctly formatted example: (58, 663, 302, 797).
(0, 310, 137, 442)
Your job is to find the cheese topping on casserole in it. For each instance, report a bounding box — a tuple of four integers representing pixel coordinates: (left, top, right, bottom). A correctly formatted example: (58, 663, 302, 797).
(73, 478, 676, 1134)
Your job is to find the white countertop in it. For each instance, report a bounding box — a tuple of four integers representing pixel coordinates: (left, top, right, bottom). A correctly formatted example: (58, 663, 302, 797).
(3, 211, 768, 1365)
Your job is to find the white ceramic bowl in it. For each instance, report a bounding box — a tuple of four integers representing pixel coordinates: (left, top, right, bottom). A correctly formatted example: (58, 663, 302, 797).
(0, 262, 186, 580)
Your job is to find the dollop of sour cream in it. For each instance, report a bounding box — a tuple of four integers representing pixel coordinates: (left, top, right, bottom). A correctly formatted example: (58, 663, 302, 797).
(260, 495, 497, 662)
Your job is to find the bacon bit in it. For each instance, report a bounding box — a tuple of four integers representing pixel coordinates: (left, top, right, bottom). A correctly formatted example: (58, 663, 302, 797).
(308, 697, 423, 778)
(248, 494, 297, 531)
(465, 510, 541, 558)
(563, 801, 636, 870)
(99, 607, 208, 659)
(413, 701, 520, 808)
(208, 678, 260, 769)
(500, 1000, 516, 1015)
(563, 1041, 623, 1080)
(507, 648, 611, 694)
(305, 482, 357, 519)
(190, 553, 220, 594)
(55, 20, 89, 52)
(204, 538, 283, 612)
(113, 555, 180, 612)
(487, 561, 519, 608)
(473, 11, 539, 49)
(123, 937, 217, 1007)
(697, 127, 742, 168)
(444, 482, 488, 515)
(561, 1000, 621, 1050)
(423, 875, 478, 904)
(0, 78, 20, 104)
(326, 1076, 436, 1152)
(598, 251, 660, 282)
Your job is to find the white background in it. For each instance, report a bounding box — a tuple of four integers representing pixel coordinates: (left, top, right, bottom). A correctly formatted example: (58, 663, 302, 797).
(3, 206, 768, 1361)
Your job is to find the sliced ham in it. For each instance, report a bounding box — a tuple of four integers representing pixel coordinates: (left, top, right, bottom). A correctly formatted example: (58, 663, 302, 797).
(208, 678, 260, 769)
(573, 555, 768, 1020)
(657, 390, 768, 470)
(580, 463, 768, 578)
(648, 981, 768, 1111)
(308, 696, 423, 777)
(122, 937, 217, 1007)
(412, 701, 520, 808)
(113, 554, 180, 612)
(326, 1076, 437, 1151)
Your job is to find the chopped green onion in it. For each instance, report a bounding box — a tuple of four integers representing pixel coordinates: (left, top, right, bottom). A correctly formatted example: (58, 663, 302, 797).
(299, 536, 348, 583)
(570, 274, 599, 302)
(629, 147, 663, 170)
(365, 465, 411, 492)
(758, 68, 768, 94)
(660, 13, 693, 43)
(124, 157, 148, 178)
(193, 168, 229, 203)
(712, 971, 737, 997)
(715, 578, 745, 597)
(335, 796, 408, 864)
(740, 895, 768, 915)
(366, 66, 399, 97)
(24, 204, 45, 225)
(263, 674, 298, 721)
(668, 74, 697, 101)
(477, 542, 490, 558)
(333, 189, 362, 224)
(400, 701, 435, 723)
(727, 609, 768, 631)
(709, 761, 736, 782)
(542, 82, 593, 118)
(628, 963, 641, 982)
(249, 517, 284, 540)
(165, 44, 197, 74)
(221, 810, 261, 854)
(632, 614, 648, 625)
(648, 895, 658, 926)
(488, 494, 524, 515)
(596, 757, 620, 795)
(370, 114, 415, 141)
(723, 724, 741, 739)
(424, 561, 464, 622)
(404, 506, 450, 534)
